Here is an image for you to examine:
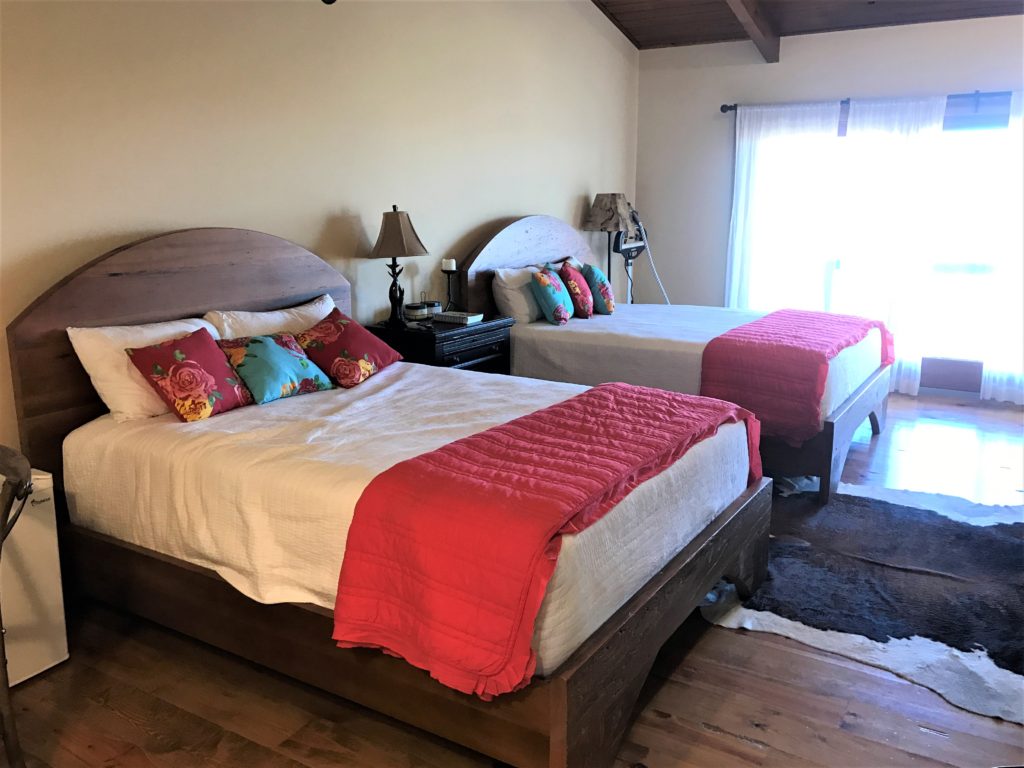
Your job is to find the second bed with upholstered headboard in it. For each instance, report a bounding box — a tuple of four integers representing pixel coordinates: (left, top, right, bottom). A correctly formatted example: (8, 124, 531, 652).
(458, 214, 892, 505)
(459, 215, 599, 317)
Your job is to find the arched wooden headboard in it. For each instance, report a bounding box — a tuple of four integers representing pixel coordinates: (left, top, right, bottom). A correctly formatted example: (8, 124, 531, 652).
(459, 215, 597, 316)
(6, 228, 352, 478)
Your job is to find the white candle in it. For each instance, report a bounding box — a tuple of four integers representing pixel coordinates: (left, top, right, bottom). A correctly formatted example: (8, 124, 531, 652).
(441, 258, 457, 272)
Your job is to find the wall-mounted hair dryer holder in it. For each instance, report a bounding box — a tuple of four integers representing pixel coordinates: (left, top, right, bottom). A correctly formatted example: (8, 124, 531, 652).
(607, 207, 671, 305)
(612, 230, 647, 261)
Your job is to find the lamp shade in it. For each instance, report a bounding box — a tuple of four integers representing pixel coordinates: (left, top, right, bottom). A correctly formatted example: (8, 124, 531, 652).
(366, 204, 429, 260)
(582, 193, 635, 238)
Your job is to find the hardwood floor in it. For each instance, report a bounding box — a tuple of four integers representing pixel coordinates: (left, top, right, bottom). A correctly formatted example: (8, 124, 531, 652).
(12, 395, 1024, 768)
(844, 392, 1023, 507)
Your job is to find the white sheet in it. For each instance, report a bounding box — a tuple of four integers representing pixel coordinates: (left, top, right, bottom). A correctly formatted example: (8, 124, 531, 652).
(511, 304, 883, 422)
(64, 362, 750, 674)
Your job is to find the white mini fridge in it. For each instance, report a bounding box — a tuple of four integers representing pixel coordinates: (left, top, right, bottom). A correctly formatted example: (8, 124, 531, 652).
(2, 469, 69, 684)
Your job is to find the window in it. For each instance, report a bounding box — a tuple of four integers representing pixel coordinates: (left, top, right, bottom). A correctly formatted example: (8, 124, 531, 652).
(727, 93, 1023, 404)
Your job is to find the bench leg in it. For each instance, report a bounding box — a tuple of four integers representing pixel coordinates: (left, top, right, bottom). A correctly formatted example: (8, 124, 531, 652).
(869, 395, 888, 436)
(724, 510, 770, 600)
(818, 438, 849, 506)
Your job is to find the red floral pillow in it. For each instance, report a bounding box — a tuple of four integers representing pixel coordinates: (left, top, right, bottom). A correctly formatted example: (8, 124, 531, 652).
(126, 327, 253, 422)
(559, 261, 594, 318)
(295, 308, 401, 388)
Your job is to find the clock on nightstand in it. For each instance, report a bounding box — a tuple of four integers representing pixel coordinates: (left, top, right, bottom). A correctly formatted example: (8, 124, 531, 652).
(368, 316, 514, 374)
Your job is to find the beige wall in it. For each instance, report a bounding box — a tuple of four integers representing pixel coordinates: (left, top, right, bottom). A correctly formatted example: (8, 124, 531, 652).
(0, 0, 638, 448)
(635, 16, 1024, 307)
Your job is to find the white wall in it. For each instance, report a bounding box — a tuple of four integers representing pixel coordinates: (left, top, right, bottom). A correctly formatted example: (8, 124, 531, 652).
(635, 16, 1024, 306)
(0, 1, 638, 448)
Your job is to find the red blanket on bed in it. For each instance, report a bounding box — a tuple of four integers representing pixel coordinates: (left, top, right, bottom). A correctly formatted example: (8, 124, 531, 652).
(700, 309, 894, 442)
(332, 382, 761, 699)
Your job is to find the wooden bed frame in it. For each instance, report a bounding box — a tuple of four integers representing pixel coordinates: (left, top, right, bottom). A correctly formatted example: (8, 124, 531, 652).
(7, 227, 772, 768)
(460, 215, 889, 505)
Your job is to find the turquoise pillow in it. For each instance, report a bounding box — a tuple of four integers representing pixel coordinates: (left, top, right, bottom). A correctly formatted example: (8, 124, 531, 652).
(529, 266, 574, 325)
(218, 334, 332, 405)
(582, 264, 616, 314)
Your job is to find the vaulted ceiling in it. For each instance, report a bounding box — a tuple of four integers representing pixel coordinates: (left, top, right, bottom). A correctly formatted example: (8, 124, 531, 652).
(591, 0, 1024, 62)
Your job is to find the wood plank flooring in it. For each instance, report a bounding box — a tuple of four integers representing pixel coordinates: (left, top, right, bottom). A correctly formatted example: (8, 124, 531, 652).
(844, 393, 1023, 507)
(12, 395, 1024, 767)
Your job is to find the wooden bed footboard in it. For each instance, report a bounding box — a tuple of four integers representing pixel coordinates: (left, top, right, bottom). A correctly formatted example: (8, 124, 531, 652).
(760, 365, 890, 505)
(66, 478, 772, 768)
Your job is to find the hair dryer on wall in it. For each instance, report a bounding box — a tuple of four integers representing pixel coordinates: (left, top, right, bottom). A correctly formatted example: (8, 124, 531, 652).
(612, 205, 671, 305)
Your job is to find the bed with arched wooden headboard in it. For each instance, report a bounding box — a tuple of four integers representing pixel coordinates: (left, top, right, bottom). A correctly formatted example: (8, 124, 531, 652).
(7, 228, 352, 477)
(458, 215, 891, 505)
(5, 226, 771, 768)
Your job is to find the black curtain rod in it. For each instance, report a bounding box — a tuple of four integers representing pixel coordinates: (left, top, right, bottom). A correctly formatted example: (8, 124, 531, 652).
(721, 98, 851, 114)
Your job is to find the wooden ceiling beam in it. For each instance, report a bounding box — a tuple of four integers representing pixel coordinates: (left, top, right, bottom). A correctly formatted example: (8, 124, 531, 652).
(591, 0, 1023, 52)
(722, 0, 780, 62)
(590, 0, 642, 48)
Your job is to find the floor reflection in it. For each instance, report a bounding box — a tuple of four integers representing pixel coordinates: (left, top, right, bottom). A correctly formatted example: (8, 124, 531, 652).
(844, 393, 1024, 507)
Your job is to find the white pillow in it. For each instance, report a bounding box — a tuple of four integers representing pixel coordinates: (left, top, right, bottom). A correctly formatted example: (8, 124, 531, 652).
(203, 294, 335, 339)
(67, 318, 221, 422)
(492, 268, 543, 325)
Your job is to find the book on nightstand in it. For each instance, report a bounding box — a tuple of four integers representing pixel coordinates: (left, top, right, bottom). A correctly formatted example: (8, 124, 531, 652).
(434, 311, 483, 325)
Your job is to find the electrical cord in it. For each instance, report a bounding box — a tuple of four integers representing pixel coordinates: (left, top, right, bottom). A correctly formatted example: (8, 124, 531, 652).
(1, 496, 27, 545)
(631, 212, 671, 304)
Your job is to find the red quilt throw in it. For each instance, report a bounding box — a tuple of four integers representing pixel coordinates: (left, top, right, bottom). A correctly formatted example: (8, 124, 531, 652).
(701, 309, 894, 443)
(332, 382, 761, 699)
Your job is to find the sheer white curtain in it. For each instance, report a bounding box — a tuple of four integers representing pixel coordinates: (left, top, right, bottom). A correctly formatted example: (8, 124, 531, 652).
(977, 92, 1024, 404)
(835, 96, 947, 396)
(725, 102, 841, 309)
(839, 95, 1024, 403)
(724, 93, 1024, 405)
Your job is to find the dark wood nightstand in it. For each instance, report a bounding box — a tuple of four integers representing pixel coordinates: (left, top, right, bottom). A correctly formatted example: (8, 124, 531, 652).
(368, 316, 514, 374)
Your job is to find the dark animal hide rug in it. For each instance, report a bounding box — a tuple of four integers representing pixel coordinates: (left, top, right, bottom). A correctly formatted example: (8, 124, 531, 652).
(745, 492, 1024, 675)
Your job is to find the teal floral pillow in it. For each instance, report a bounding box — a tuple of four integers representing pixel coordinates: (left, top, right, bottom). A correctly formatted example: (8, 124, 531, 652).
(529, 266, 574, 325)
(582, 264, 616, 314)
(218, 334, 332, 405)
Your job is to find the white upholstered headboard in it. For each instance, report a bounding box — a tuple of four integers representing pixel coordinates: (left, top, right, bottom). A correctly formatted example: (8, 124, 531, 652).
(458, 215, 598, 315)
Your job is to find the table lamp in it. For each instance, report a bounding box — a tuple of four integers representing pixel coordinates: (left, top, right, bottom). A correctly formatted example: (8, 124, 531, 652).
(366, 204, 429, 328)
(582, 193, 635, 276)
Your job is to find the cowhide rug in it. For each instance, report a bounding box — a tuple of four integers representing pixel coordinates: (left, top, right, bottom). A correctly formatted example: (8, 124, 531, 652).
(704, 491, 1024, 723)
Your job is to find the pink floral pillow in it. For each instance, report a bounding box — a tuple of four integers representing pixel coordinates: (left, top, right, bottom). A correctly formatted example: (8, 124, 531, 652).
(126, 327, 253, 422)
(295, 308, 402, 388)
(558, 261, 594, 318)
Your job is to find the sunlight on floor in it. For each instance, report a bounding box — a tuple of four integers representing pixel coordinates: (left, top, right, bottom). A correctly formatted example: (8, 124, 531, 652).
(885, 420, 1022, 506)
(847, 394, 1024, 508)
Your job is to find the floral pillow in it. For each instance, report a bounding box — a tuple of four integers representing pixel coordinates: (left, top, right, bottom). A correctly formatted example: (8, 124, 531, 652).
(558, 261, 594, 318)
(582, 263, 616, 314)
(295, 308, 402, 388)
(528, 267, 574, 325)
(219, 334, 332, 405)
(126, 327, 253, 422)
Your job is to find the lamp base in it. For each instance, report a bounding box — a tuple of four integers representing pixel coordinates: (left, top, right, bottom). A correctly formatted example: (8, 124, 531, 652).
(386, 257, 406, 329)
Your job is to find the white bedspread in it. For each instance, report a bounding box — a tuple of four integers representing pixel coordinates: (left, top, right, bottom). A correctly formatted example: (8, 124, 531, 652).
(64, 362, 749, 673)
(511, 304, 882, 422)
